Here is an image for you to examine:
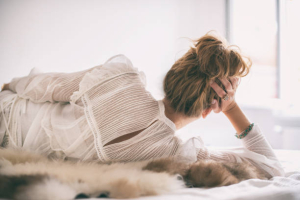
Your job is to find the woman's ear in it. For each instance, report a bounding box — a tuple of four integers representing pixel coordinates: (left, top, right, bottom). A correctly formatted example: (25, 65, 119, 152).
(201, 107, 212, 119)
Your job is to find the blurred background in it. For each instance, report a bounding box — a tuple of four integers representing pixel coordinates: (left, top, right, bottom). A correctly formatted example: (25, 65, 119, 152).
(0, 0, 299, 150)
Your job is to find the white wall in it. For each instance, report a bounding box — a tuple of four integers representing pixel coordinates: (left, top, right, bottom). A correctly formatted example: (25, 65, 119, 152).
(0, 0, 226, 99)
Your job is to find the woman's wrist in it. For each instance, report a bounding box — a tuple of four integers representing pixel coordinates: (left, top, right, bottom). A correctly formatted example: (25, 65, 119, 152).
(223, 101, 238, 114)
(223, 103, 251, 134)
(235, 123, 254, 139)
(209, 77, 251, 134)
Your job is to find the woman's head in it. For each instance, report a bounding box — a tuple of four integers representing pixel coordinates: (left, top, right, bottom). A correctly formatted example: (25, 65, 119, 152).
(163, 33, 252, 118)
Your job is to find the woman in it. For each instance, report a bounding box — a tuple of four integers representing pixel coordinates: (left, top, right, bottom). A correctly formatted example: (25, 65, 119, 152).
(0, 33, 284, 178)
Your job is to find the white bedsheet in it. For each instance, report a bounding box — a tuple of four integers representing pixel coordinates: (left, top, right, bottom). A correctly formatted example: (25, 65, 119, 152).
(136, 172, 300, 200)
(92, 149, 300, 200)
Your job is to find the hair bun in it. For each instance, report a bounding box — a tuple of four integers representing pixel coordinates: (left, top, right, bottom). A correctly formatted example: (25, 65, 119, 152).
(193, 34, 251, 79)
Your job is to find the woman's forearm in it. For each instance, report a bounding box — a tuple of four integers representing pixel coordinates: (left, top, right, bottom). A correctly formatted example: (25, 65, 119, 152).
(223, 103, 251, 134)
(210, 77, 251, 134)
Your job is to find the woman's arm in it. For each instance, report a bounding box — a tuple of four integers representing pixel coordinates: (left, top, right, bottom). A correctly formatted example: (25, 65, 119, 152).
(3, 66, 100, 103)
(194, 124, 284, 177)
(201, 77, 284, 177)
(210, 77, 251, 134)
(210, 77, 278, 158)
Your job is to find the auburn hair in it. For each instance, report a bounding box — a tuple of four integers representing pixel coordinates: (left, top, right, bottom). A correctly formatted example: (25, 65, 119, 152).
(163, 33, 252, 117)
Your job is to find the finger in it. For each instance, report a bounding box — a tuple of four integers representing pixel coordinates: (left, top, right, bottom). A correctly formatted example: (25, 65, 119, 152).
(210, 81, 227, 98)
(218, 77, 232, 91)
(211, 99, 222, 113)
(226, 90, 235, 97)
(229, 77, 238, 90)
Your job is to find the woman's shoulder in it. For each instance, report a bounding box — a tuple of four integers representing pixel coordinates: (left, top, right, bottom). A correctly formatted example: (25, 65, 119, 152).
(103, 54, 133, 66)
(90, 54, 147, 87)
(103, 54, 141, 71)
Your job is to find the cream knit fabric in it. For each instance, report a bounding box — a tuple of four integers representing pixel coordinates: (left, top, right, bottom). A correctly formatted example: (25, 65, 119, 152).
(0, 54, 284, 178)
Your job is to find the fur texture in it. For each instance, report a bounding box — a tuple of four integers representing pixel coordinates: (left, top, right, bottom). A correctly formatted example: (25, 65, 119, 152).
(143, 157, 268, 188)
(0, 148, 268, 199)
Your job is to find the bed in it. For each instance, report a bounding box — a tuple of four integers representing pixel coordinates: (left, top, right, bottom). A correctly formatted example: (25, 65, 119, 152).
(89, 149, 300, 200)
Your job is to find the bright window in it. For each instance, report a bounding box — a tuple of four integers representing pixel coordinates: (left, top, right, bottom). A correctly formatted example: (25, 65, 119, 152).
(282, 0, 300, 105)
(229, 0, 300, 109)
(228, 0, 278, 102)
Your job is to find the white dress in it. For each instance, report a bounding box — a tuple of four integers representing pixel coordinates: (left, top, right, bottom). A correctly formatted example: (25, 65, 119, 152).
(0, 54, 284, 177)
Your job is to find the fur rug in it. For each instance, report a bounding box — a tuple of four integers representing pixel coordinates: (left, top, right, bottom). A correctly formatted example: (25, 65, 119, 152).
(0, 148, 268, 200)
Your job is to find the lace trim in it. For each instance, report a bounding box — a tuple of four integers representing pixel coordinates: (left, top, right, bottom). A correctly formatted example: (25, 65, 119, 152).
(82, 93, 109, 162)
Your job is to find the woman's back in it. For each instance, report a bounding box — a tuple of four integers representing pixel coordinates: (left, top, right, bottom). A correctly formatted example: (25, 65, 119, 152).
(0, 54, 180, 162)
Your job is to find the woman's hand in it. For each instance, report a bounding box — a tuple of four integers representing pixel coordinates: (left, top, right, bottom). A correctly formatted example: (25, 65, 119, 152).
(210, 77, 251, 134)
(1, 83, 10, 91)
(210, 77, 240, 113)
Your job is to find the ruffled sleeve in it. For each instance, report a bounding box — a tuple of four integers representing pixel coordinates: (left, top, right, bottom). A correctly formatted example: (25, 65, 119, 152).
(70, 54, 147, 103)
(174, 124, 285, 178)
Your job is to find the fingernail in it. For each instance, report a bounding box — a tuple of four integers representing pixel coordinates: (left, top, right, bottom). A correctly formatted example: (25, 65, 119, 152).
(212, 99, 216, 104)
(209, 80, 214, 85)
